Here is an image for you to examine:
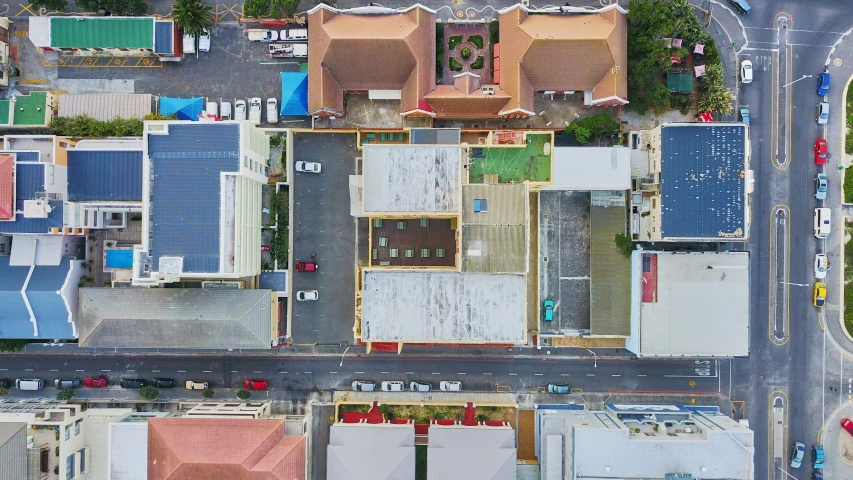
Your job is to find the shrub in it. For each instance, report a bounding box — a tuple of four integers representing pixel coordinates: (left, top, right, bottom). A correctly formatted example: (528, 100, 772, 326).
(845, 282, 853, 337)
(470, 56, 484, 70)
(469, 34, 484, 49)
(57, 388, 75, 401)
(243, 0, 270, 17)
(449, 57, 464, 72)
(55, 446, 59, 456)
(139, 386, 159, 400)
(0, 340, 28, 352)
(846, 132, 853, 155)
(565, 113, 620, 144)
(50, 115, 144, 138)
(270, 133, 283, 147)
(436, 23, 445, 77)
(460, 47, 472, 60)
(488, 20, 499, 44)
(0, 388, 8, 396)
(237, 389, 251, 400)
(203, 389, 215, 399)
(846, 168, 853, 204)
(143, 113, 178, 121)
(448, 35, 463, 51)
(614, 232, 634, 257)
(54, 466, 59, 474)
(272, 0, 298, 17)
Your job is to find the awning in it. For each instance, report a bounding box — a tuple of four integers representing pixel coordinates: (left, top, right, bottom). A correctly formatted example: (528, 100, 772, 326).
(159, 97, 203, 121)
(280, 72, 308, 116)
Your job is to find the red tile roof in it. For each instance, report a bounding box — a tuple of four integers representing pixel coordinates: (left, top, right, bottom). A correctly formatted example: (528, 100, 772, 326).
(0, 154, 14, 221)
(148, 417, 305, 480)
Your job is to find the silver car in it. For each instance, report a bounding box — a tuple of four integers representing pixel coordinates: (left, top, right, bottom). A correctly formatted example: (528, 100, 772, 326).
(817, 102, 829, 124)
(815, 173, 827, 200)
(352, 381, 375, 392)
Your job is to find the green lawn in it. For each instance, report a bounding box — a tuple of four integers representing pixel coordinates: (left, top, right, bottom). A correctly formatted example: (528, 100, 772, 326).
(469, 133, 552, 183)
(415, 445, 427, 480)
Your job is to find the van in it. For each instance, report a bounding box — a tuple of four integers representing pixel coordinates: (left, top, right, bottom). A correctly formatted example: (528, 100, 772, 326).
(220, 101, 232, 120)
(439, 381, 461, 391)
(206, 101, 218, 118)
(282, 28, 308, 41)
(16, 378, 44, 391)
(728, 0, 750, 14)
(814, 208, 831, 238)
(410, 381, 431, 392)
(352, 381, 376, 392)
(54, 378, 80, 389)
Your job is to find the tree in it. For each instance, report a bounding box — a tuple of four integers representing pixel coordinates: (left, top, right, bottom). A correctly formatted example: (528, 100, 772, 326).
(0, 340, 28, 352)
(273, 0, 299, 18)
(614, 232, 634, 257)
(698, 64, 734, 115)
(203, 389, 215, 399)
(139, 386, 159, 400)
(31, 0, 68, 12)
(237, 389, 251, 400)
(171, 0, 213, 36)
(76, 0, 147, 15)
(56, 388, 75, 401)
(243, 0, 270, 18)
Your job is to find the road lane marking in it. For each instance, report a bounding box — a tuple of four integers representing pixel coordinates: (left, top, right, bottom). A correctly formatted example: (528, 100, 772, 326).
(355, 371, 364, 374)
(304, 372, 312, 374)
(24, 369, 33, 371)
(381, 371, 390, 374)
(177, 370, 186, 373)
(638, 374, 647, 377)
(483, 373, 492, 375)
(612, 374, 621, 377)
(458, 373, 467, 375)
(0, 369, 7, 371)
(534, 373, 543, 376)
(279, 371, 287, 374)
(406, 372, 414, 374)
(101, 370, 111, 372)
(509, 373, 518, 376)
(127, 370, 134, 372)
(252, 371, 261, 373)
(330, 371, 338, 374)
(203, 370, 212, 373)
(432, 372, 441, 375)
(587, 374, 595, 377)
(76, 370, 85, 372)
(50, 369, 59, 372)
(152, 370, 160, 373)
(560, 374, 570, 376)
(231, 370, 239, 373)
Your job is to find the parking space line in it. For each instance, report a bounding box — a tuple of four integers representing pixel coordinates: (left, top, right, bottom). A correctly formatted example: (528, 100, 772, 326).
(50, 369, 58, 372)
(203, 370, 212, 373)
(509, 373, 518, 376)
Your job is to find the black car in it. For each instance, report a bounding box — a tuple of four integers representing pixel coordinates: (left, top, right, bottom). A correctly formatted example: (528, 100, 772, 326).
(119, 378, 146, 389)
(152, 378, 176, 388)
(0, 379, 10, 389)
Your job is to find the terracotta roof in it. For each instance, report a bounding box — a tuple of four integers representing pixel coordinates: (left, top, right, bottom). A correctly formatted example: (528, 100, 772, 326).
(0, 154, 13, 221)
(498, 5, 627, 115)
(424, 76, 512, 119)
(148, 418, 305, 480)
(308, 5, 435, 116)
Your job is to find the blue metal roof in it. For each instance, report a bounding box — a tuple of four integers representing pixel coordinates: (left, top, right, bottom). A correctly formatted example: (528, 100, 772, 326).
(154, 21, 174, 55)
(0, 162, 62, 234)
(15, 162, 44, 202)
(0, 256, 75, 339)
(660, 125, 746, 239)
(67, 150, 143, 201)
(11, 151, 39, 162)
(147, 124, 241, 274)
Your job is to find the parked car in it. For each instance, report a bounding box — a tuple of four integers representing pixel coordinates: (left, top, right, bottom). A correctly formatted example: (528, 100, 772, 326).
(295, 161, 322, 173)
(234, 100, 247, 120)
(740, 60, 753, 84)
(199, 28, 211, 52)
(244, 379, 269, 390)
(182, 33, 196, 54)
(543, 299, 554, 321)
(185, 380, 209, 390)
(152, 378, 176, 388)
(790, 442, 805, 468)
(249, 97, 262, 125)
(119, 378, 146, 389)
(816, 102, 829, 124)
(220, 101, 232, 120)
(0, 379, 10, 389)
(814, 254, 828, 279)
(281, 28, 308, 41)
(206, 101, 218, 118)
(728, 0, 750, 14)
(815, 173, 828, 200)
(352, 381, 376, 392)
(842, 417, 853, 436)
(813, 444, 825, 469)
(410, 381, 431, 392)
(296, 290, 318, 301)
(739, 107, 750, 124)
(814, 207, 831, 239)
(84, 376, 108, 388)
(266, 98, 279, 124)
(817, 72, 830, 96)
(439, 381, 462, 391)
(54, 378, 81, 389)
(381, 381, 404, 392)
(547, 383, 570, 394)
(814, 139, 828, 165)
(813, 282, 827, 308)
(296, 261, 318, 272)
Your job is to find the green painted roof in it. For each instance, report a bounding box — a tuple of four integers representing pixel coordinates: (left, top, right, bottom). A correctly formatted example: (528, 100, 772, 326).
(50, 17, 154, 49)
(0, 100, 10, 125)
(13, 92, 48, 126)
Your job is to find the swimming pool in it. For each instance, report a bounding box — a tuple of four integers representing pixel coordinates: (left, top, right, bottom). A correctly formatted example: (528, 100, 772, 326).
(105, 249, 133, 269)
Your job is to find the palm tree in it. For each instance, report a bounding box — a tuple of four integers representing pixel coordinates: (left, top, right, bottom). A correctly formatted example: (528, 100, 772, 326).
(171, 0, 214, 37)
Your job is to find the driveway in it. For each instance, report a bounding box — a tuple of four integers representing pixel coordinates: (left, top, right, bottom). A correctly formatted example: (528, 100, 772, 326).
(290, 132, 358, 345)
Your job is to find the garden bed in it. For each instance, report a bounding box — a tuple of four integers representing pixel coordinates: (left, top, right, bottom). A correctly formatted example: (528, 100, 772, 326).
(269, 187, 289, 269)
(845, 219, 853, 337)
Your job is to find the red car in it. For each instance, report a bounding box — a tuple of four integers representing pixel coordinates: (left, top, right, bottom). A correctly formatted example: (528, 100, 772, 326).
(296, 261, 318, 272)
(261, 245, 270, 251)
(842, 418, 853, 437)
(84, 376, 108, 388)
(815, 139, 828, 165)
(244, 379, 269, 390)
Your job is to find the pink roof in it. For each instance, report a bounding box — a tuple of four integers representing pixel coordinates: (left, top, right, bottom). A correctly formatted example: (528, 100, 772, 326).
(0, 154, 14, 221)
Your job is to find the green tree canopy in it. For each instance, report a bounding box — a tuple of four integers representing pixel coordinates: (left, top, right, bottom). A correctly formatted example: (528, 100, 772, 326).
(273, 0, 299, 18)
(76, 0, 147, 15)
(243, 0, 271, 18)
(139, 386, 159, 400)
(56, 388, 75, 401)
(31, 0, 68, 12)
(171, 0, 214, 36)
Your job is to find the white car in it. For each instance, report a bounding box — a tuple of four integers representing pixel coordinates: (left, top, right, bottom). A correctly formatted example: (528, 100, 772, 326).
(352, 381, 375, 391)
(234, 100, 247, 120)
(266, 98, 279, 124)
(205, 101, 218, 118)
(381, 381, 404, 392)
(295, 161, 322, 173)
(295, 290, 318, 301)
(814, 254, 828, 279)
(817, 102, 829, 124)
(198, 28, 211, 52)
(410, 381, 431, 392)
(182, 33, 196, 54)
(220, 101, 232, 120)
(439, 381, 461, 391)
(740, 60, 752, 84)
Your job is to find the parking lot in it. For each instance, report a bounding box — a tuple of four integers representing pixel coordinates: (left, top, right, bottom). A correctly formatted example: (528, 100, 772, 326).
(290, 132, 358, 345)
(538, 191, 591, 335)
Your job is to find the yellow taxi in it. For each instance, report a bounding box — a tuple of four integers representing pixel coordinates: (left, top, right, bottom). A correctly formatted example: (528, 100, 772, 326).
(814, 282, 827, 307)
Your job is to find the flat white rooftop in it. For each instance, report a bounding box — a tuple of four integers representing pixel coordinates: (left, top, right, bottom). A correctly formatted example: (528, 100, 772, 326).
(546, 146, 631, 191)
(361, 270, 527, 344)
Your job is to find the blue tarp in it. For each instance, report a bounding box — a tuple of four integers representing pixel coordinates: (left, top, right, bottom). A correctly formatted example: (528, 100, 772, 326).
(160, 97, 204, 121)
(280, 72, 308, 116)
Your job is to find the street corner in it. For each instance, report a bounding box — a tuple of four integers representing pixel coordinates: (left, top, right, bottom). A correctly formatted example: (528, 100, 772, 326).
(702, 0, 747, 52)
(822, 403, 853, 476)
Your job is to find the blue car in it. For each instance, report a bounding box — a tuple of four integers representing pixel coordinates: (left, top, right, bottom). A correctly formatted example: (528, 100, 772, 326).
(817, 72, 830, 96)
(543, 299, 554, 321)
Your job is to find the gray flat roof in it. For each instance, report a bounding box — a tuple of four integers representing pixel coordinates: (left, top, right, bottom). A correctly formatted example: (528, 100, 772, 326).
(427, 426, 516, 480)
(362, 145, 461, 214)
(632, 251, 749, 357)
(327, 424, 414, 480)
(547, 147, 631, 191)
(461, 183, 528, 274)
(361, 271, 527, 343)
(58, 94, 152, 121)
(660, 124, 747, 239)
(589, 200, 631, 336)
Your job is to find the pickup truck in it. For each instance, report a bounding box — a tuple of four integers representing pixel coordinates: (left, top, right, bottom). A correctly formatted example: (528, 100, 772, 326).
(185, 380, 208, 390)
(247, 29, 278, 42)
(281, 28, 307, 41)
(248, 97, 262, 125)
(182, 33, 196, 54)
(268, 44, 308, 58)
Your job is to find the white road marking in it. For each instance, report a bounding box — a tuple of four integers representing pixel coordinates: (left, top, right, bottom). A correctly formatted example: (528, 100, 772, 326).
(231, 370, 239, 373)
(534, 373, 543, 376)
(432, 372, 441, 375)
(560, 374, 570, 376)
(381, 371, 390, 374)
(177, 370, 186, 373)
(458, 373, 467, 375)
(355, 372, 364, 374)
(253, 371, 262, 373)
(76, 370, 85, 372)
(127, 370, 134, 372)
(612, 374, 621, 377)
(509, 373, 518, 376)
(24, 369, 33, 371)
(152, 370, 160, 373)
(304, 372, 312, 374)
(637, 374, 647, 377)
(406, 372, 414, 374)
(483, 373, 492, 375)
(0, 369, 7, 371)
(330, 372, 338, 374)
(50, 369, 59, 372)
(587, 374, 595, 377)
(101, 370, 111, 372)
(203, 370, 212, 373)
(279, 371, 287, 374)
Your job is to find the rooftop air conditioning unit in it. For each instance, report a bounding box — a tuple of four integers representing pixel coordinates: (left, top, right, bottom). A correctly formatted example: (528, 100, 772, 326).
(23, 199, 51, 218)
(482, 87, 495, 96)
